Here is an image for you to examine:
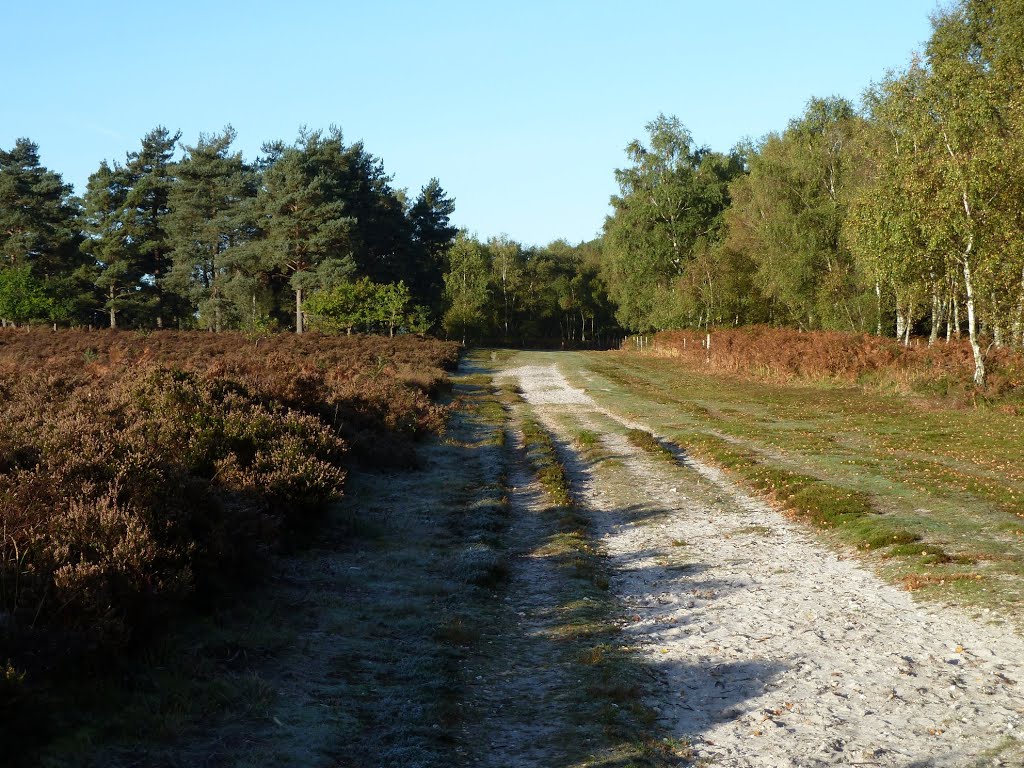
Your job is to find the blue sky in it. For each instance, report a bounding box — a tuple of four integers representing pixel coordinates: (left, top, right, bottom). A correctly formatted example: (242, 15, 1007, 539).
(2, 1, 939, 247)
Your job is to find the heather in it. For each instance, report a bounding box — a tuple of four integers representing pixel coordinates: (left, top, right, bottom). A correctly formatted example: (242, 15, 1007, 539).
(0, 329, 458, 677)
(638, 327, 1024, 400)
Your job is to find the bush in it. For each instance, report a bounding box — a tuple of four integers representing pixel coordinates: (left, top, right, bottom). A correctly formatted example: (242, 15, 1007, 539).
(637, 326, 1024, 399)
(0, 329, 459, 662)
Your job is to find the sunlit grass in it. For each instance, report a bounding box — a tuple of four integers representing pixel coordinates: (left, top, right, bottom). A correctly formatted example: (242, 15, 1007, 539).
(564, 351, 1024, 622)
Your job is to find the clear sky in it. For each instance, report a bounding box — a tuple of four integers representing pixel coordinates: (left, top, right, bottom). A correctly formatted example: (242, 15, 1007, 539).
(2, 0, 939, 247)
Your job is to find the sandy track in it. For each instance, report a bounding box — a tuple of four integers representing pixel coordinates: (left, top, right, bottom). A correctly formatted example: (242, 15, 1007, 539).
(505, 362, 1024, 767)
(460, 424, 584, 767)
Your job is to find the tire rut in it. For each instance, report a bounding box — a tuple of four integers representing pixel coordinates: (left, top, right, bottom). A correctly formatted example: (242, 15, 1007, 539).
(459, 423, 586, 767)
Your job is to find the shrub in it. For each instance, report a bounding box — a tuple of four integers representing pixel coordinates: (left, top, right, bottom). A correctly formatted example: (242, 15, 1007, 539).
(638, 326, 1024, 399)
(0, 329, 458, 665)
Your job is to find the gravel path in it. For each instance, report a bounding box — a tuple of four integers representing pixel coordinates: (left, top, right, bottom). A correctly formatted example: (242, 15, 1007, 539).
(505, 362, 1024, 767)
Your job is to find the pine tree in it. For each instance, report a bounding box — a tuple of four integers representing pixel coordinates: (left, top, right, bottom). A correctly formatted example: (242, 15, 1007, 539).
(0, 138, 85, 325)
(124, 127, 181, 327)
(408, 178, 457, 310)
(167, 127, 259, 331)
(256, 129, 355, 333)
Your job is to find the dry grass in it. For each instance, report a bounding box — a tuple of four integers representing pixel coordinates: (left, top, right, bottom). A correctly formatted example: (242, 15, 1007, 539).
(639, 326, 1024, 402)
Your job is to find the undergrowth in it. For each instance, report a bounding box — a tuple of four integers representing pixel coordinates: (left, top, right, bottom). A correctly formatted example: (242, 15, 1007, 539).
(0, 329, 458, 762)
(640, 326, 1024, 403)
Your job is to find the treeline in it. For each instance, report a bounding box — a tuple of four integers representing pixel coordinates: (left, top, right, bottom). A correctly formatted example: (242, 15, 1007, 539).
(0, 127, 457, 334)
(1, 126, 616, 346)
(601, 0, 1024, 385)
(441, 234, 618, 346)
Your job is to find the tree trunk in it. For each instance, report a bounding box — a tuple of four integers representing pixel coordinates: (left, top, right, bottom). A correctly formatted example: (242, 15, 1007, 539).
(992, 293, 1003, 348)
(875, 282, 883, 337)
(295, 288, 304, 334)
(109, 284, 117, 329)
(929, 282, 941, 345)
(1012, 266, 1024, 349)
(962, 241, 985, 386)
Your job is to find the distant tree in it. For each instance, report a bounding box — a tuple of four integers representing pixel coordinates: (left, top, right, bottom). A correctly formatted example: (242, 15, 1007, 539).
(442, 233, 490, 343)
(408, 178, 457, 308)
(307, 277, 419, 336)
(0, 138, 83, 325)
(124, 127, 181, 327)
(80, 128, 181, 329)
(81, 160, 146, 328)
(603, 115, 742, 331)
(488, 235, 524, 341)
(377, 280, 412, 337)
(256, 129, 356, 333)
(167, 127, 259, 331)
(725, 97, 868, 331)
(306, 277, 376, 335)
(0, 264, 58, 325)
(337, 142, 414, 289)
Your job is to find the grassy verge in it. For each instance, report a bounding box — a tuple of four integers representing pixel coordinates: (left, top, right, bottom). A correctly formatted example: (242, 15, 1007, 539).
(567, 352, 1024, 623)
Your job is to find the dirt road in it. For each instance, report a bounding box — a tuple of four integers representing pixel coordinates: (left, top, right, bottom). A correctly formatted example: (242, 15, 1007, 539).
(503, 355, 1024, 767)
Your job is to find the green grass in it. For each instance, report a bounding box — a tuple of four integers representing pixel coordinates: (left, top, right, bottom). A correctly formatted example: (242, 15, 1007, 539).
(559, 351, 1024, 621)
(626, 428, 675, 461)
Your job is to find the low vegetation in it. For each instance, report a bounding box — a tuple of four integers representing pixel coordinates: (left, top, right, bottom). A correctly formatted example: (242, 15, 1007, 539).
(516, 411, 678, 766)
(0, 328, 458, 756)
(639, 327, 1024, 402)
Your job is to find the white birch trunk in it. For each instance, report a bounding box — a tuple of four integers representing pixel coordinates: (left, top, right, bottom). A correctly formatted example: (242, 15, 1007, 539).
(875, 281, 883, 337)
(1012, 265, 1024, 349)
(991, 293, 1003, 348)
(962, 241, 985, 386)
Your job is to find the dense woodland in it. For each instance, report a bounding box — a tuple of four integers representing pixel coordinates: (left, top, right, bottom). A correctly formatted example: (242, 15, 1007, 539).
(2, 0, 1023, 383)
(601, 0, 1024, 387)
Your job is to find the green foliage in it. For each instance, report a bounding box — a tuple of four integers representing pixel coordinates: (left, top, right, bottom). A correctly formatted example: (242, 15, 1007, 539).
(443, 233, 491, 343)
(439, 233, 619, 346)
(0, 138, 82, 273)
(724, 97, 869, 331)
(0, 138, 84, 325)
(0, 264, 59, 323)
(167, 127, 263, 332)
(306, 277, 423, 336)
(80, 128, 182, 329)
(602, 114, 745, 331)
(408, 178, 457, 308)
